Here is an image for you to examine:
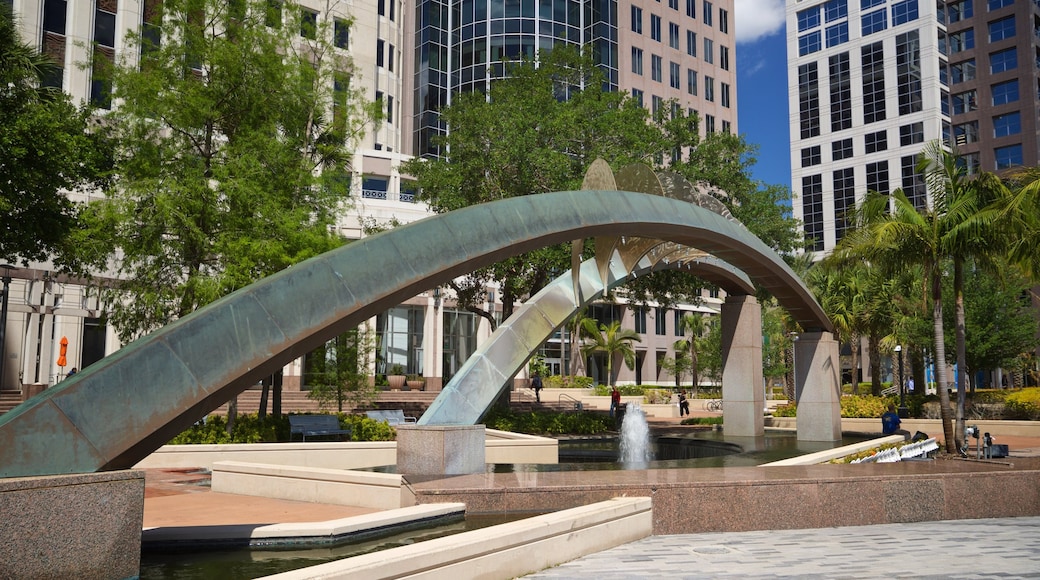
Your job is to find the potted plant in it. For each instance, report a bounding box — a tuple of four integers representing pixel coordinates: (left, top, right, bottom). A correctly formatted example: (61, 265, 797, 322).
(406, 374, 425, 391)
(387, 364, 406, 391)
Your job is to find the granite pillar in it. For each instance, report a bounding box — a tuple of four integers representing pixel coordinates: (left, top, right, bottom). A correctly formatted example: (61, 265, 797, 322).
(396, 425, 486, 475)
(0, 470, 144, 579)
(721, 295, 764, 437)
(794, 331, 842, 441)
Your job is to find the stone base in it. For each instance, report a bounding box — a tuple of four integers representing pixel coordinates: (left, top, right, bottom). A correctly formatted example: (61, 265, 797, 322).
(396, 425, 485, 475)
(0, 470, 144, 579)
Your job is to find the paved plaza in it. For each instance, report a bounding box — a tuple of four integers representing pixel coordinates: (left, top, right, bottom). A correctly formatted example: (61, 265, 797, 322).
(524, 516, 1040, 579)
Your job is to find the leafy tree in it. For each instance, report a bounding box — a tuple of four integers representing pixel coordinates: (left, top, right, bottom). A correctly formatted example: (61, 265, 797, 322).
(835, 142, 984, 453)
(0, 8, 108, 265)
(307, 325, 378, 412)
(580, 319, 641, 387)
(77, 0, 373, 343)
(697, 316, 723, 389)
(673, 313, 708, 394)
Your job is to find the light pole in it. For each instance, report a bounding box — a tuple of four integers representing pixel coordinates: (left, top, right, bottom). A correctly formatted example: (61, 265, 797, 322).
(895, 344, 908, 418)
(0, 265, 14, 391)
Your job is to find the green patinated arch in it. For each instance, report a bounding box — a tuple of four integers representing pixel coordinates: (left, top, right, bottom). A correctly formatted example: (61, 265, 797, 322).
(421, 251, 754, 425)
(0, 190, 831, 477)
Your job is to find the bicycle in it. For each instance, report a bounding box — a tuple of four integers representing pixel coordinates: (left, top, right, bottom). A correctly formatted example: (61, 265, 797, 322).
(705, 399, 723, 412)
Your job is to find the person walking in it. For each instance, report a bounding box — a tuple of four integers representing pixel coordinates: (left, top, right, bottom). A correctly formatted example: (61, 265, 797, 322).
(678, 390, 690, 417)
(531, 374, 543, 402)
(610, 385, 621, 418)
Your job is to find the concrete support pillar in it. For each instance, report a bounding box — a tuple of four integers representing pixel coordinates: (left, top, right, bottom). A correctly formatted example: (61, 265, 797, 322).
(396, 425, 485, 475)
(721, 295, 764, 437)
(794, 331, 842, 441)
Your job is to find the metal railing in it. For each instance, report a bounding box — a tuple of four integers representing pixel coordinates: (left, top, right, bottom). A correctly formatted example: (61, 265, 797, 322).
(558, 392, 583, 411)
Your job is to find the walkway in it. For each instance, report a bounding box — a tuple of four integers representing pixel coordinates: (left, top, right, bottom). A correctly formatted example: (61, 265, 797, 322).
(523, 516, 1040, 579)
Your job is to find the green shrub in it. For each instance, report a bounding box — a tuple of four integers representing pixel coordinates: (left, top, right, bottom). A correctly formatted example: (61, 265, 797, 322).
(643, 388, 672, 404)
(680, 416, 723, 426)
(544, 375, 595, 389)
(592, 384, 655, 396)
(482, 408, 613, 435)
(1005, 388, 1040, 420)
(167, 412, 397, 444)
(772, 404, 797, 417)
(840, 395, 890, 418)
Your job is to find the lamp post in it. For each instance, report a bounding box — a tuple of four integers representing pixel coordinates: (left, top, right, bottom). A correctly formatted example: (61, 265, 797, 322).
(895, 344, 908, 418)
(0, 265, 14, 391)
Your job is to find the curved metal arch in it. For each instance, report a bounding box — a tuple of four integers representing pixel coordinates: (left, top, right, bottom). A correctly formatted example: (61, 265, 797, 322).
(420, 250, 753, 425)
(0, 190, 830, 477)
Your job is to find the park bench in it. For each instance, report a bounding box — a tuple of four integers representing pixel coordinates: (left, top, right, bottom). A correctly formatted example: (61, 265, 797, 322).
(288, 414, 352, 442)
(365, 409, 417, 426)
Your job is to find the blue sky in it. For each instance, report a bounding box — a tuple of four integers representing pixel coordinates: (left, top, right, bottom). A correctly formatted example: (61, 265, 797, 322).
(734, 0, 791, 189)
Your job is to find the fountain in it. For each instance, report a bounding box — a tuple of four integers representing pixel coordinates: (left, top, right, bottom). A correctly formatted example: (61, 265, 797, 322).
(618, 403, 652, 465)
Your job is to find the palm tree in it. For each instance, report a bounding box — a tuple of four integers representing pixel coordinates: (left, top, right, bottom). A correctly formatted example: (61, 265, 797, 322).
(580, 319, 641, 387)
(835, 141, 985, 453)
(566, 309, 592, 378)
(673, 313, 708, 395)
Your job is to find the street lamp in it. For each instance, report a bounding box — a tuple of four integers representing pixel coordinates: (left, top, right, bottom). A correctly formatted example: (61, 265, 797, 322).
(0, 265, 14, 391)
(895, 344, 908, 418)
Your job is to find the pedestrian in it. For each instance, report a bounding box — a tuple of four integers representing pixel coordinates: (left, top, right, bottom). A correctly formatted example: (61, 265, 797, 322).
(881, 404, 910, 440)
(906, 377, 914, 393)
(610, 385, 621, 418)
(678, 390, 690, 417)
(531, 374, 542, 402)
(66, 367, 77, 378)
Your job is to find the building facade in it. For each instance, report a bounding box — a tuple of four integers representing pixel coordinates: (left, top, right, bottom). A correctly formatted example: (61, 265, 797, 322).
(788, 0, 1040, 256)
(1, 0, 735, 397)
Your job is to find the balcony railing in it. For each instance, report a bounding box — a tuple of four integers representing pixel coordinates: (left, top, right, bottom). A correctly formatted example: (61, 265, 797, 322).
(361, 189, 420, 203)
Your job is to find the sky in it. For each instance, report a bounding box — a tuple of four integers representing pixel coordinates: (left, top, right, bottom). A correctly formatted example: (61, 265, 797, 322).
(734, 0, 791, 189)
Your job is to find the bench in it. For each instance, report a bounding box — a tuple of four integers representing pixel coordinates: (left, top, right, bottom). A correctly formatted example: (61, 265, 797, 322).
(365, 409, 417, 426)
(288, 415, 352, 442)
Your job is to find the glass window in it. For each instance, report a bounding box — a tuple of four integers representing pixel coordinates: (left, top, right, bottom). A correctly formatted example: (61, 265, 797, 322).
(948, 0, 973, 22)
(43, 0, 67, 35)
(798, 6, 821, 32)
(334, 18, 349, 48)
(953, 121, 978, 144)
(703, 1, 712, 25)
(704, 38, 713, 63)
(802, 174, 824, 252)
(799, 31, 822, 56)
(951, 59, 976, 83)
(686, 0, 695, 19)
(948, 30, 974, 53)
(719, 8, 728, 33)
(801, 146, 822, 167)
(834, 167, 856, 241)
(720, 45, 729, 70)
(861, 0, 884, 8)
(670, 61, 680, 89)
(952, 89, 978, 114)
(891, 0, 918, 26)
(832, 138, 853, 160)
(686, 30, 696, 56)
(993, 112, 1021, 137)
(992, 80, 1019, 105)
(866, 160, 889, 194)
(704, 76, 714, 101)
(300, 8, 317, 39)
(988, 0, 1013, 8)
(899, 122, 923, 146)
(651, 54, 662, 82)
(668, 0, 678, 10)
(989, 16, 1015, 42)
(825, 0, 847, 22)
(651, 14, 662, 41)
(865, 130, 887, 153)
(669, 23, 680, 49)
(721, 82, 730, 107)
(990, 48, 1017, 73)
(994, 144, 1022, 169)
(861, 9, 887, 36)
(632, 6, 643, 34)
(687, 69, 697, 95)
(655, 307, 667, 335)
(705, 114, 715, 132)
(799, 62, 820, 138)
(632, 47, 644, 75)
(826, 22, 849, 47)
(634, 307, 647, 334)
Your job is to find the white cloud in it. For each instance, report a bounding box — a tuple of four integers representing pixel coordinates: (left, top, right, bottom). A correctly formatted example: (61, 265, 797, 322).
(735, 0, 786, 45)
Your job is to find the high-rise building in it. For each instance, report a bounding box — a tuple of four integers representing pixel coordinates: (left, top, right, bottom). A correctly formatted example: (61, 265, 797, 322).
(788, 0, 1040, 256)
(1, 0, 735, 395)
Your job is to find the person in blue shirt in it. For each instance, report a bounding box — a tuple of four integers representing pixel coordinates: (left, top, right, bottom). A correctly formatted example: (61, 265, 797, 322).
(882, 404, 910, 439)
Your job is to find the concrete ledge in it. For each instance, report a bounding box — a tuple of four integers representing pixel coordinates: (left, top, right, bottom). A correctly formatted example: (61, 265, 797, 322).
(764, 435, 905, 466)
(211, 461, 406, 509)
(766, 417, 1040, 439)
(135, 430, 559, 470)
(259, 497, 653, 580)
(143, 503, 466, 546)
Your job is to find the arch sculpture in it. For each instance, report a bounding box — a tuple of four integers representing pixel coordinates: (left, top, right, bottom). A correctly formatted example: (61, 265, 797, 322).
(0, 189, 832, 477)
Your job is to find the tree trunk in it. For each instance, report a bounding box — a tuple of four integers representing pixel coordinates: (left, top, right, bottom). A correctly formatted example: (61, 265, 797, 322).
(954, 259, 967, 449)
(226, 395, 238, 436)
(869, 333, 882, 396)
(932, 275, 956, 453)
(258, 382, 270, 419)
(850, 332, 861, 394)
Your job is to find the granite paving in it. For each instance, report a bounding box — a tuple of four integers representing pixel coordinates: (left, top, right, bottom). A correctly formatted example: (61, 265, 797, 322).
(524, 516, 1040, 579)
